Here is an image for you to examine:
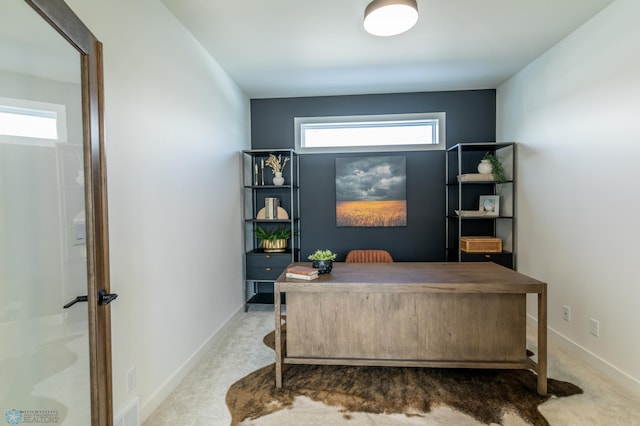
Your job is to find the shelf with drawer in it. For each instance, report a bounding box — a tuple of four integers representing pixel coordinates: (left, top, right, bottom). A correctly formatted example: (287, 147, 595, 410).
(241, 149, 300, 311)
(245, 251, 291, 281)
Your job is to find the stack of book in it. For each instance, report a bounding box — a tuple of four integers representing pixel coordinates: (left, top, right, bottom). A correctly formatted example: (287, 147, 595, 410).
(285, 265, 319, 280)
(264, 197, 280, 219)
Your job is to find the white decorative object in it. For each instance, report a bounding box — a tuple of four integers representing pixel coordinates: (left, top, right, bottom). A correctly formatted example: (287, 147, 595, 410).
(273, 172, 284, 186)
(477, 159, 492, 174)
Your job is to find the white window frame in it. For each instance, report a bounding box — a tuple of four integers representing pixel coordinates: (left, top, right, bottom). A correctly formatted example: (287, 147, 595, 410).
(295, 112, 445, 154)
(0, 97, 67, 147)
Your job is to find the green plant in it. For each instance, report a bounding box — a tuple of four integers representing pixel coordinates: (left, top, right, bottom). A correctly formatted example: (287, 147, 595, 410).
(254, 226, 291, 241)
(483, 152, 507, 185)
(308, 249, 337, 261)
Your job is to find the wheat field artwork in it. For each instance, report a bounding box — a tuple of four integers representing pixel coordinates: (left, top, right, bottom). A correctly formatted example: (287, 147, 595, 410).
(335, 156, 407, 227)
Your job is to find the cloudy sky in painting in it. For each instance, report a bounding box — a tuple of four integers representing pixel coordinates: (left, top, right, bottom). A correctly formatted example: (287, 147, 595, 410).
(335, 156, 406, 201)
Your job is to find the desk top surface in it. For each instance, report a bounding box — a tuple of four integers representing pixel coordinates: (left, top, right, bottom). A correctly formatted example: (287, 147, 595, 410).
(277, 262, 546, 293)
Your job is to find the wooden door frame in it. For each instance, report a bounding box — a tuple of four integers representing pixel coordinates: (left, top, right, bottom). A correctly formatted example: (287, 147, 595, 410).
(25, 1, 113, 424)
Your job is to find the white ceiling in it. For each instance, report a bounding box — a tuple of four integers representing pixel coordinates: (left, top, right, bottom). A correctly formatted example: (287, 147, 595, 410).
(162, 0, 615, 99)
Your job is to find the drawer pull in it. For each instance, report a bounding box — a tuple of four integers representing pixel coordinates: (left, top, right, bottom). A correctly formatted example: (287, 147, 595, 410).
(484, 255, 491, 259)
(265, 255, 271, 259)
(265, 267, 272, 271)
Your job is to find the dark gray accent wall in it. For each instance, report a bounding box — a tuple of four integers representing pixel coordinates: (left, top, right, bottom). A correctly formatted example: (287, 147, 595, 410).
(250, 90, 496, 261)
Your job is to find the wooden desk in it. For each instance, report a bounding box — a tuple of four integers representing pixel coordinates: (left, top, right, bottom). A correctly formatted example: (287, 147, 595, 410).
(274, 262, 547, 395)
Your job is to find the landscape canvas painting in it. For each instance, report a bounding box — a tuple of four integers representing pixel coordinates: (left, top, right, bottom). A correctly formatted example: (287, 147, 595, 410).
(335, 156, 407, 227)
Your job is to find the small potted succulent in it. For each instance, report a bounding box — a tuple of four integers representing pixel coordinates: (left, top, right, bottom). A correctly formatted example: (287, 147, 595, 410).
(308, 249, 337, 274)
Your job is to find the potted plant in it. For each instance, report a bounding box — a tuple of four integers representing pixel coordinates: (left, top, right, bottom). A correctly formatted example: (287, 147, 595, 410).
(482, 152, 507, 186)
(308, 249, 337, 274)
(265, 153, 290, 186)
(254, 226, 291, 253)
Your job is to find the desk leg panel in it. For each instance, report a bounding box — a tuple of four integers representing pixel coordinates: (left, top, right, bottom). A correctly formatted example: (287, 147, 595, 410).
(274, 282, 283, 388)
(286, 292, 527, 362)
(538, 287, 548, 395)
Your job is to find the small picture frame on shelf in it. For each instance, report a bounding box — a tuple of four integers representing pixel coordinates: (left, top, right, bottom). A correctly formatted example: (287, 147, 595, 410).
(479, 195, 500, 216)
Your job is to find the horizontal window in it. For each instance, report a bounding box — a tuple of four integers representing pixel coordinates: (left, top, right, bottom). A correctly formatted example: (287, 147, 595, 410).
(295, 112, 445, 154)
(0, 97, 67, 147)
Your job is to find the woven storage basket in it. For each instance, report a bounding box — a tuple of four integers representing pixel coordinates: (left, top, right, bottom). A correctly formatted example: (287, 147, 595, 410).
(460, 237, 502, 253)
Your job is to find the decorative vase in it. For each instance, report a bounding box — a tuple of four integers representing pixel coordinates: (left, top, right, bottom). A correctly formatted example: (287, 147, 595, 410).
(312, 260, 333, 274)
(477, 159, 492, 174)
(273, 172, 284, 186)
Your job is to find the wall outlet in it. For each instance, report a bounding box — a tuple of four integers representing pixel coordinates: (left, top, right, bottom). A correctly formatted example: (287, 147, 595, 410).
(590, 318, 600, 337)
(127, 366, 137, 392)
(562, 305, 571, 321)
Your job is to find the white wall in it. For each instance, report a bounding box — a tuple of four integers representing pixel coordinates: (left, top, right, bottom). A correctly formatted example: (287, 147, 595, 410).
(497, 0, 640, 395)
(66, 0, 250, 420)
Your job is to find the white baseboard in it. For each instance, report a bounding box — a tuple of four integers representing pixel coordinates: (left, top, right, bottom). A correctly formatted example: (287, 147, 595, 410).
(527, 315, 640, 397)
(139, 305, 245, 422)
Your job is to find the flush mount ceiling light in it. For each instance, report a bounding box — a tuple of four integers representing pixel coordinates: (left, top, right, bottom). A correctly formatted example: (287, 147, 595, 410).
(363, 0, 419, 37)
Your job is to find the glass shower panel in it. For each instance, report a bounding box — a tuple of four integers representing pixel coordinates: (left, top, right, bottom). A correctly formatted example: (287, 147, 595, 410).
(0, 0, 90, 424)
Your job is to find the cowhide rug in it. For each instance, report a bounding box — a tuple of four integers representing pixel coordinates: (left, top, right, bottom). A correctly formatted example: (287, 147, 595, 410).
(225, 330, 582, 425)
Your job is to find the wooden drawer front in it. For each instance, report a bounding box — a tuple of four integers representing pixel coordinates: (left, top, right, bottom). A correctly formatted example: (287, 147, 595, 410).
(461, 253, 513, 269)
(246, 253, 290, 280)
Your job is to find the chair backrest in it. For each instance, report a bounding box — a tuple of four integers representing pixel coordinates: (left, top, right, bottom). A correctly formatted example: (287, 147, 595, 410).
(345, 249, 394, 263)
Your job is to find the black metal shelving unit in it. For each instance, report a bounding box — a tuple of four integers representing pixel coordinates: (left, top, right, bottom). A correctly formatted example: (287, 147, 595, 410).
(241, 149, 299, 310)
(445, 142, 517, 269)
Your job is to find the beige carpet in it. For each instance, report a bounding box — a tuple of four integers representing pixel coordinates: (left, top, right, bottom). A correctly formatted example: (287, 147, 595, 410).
(143, 308, 640, 425)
